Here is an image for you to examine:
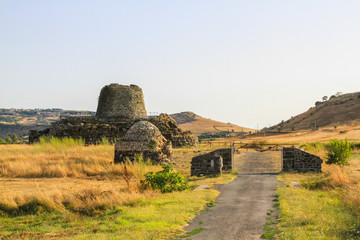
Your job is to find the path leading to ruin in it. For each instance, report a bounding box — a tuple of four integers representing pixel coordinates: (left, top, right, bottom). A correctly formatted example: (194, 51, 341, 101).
(183, 152, 281, 240)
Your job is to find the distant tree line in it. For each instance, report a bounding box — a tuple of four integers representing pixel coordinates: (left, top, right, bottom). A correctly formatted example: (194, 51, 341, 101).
(0, 134, 23, 144)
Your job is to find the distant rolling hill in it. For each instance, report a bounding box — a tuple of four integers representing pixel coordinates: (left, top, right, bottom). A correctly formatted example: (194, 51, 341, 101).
(170, 111, 254, 136)
(269, 92, 360, 132)
(0, 108, 253, 140)
(0, 109, 94, 139)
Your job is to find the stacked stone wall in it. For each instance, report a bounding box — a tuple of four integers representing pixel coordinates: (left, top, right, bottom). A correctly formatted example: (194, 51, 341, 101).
(282, 147, 322, 173)
(191, 148, 233, 176)
(29, 117, 132, 145)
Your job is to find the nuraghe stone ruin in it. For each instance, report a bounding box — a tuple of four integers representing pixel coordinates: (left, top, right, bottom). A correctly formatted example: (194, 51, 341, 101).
(29, 83, 198, 148)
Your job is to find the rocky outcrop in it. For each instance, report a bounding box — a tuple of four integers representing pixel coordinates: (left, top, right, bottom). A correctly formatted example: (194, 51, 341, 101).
(114, 121, 172, 164)
(149, 113, 198, 148)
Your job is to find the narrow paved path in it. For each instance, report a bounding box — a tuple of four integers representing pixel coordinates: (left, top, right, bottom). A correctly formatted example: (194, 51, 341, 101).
(183, 152, 281, 240)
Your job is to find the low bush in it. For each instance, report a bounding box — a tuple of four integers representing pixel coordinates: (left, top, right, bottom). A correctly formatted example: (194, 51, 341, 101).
(141, 165, 189, 193)
(326, 138, 352, 166)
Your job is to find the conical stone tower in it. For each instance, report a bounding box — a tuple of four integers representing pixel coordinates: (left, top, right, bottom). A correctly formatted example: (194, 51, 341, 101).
(96, 84, 147, 122)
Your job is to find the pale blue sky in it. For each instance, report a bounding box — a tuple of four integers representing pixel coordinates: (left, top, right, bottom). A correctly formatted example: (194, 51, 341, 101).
(1, 1, 360, 129)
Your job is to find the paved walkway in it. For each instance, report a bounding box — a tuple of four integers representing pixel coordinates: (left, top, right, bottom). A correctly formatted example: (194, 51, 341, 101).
(183, 152, 281, 240)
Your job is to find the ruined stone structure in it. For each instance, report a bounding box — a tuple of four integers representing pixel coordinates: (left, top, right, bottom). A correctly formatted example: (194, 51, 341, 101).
(29, 83, 198, 147)
(30, 117, 132, 144)
(149, 113, 199, 148)
(114, 121, 172, 164)
(96, 84, 147, 122)
(191, 148, 234, 176)
(282, 147, 322, 173)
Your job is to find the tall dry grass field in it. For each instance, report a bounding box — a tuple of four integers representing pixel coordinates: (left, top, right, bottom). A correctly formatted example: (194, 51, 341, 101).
(303, 144, 360, 210)
(0, 139, 162, 215)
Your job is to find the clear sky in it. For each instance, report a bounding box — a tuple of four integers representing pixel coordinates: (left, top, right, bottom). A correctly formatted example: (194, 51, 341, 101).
(1, 1, 360, 129)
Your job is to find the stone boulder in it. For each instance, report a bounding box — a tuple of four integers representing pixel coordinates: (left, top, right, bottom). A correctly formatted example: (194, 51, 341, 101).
(114, 121, 172, 164)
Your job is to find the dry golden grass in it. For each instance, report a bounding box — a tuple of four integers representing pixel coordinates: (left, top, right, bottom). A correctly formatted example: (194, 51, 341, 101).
(0, 143, 163, 215)
(0, 143, 160, 178)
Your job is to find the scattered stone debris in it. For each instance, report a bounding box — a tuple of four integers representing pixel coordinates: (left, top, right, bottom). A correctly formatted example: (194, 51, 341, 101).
(114, 121, 172, 164)
(149, 113, 199, 147)
(191, 148, 234, 176)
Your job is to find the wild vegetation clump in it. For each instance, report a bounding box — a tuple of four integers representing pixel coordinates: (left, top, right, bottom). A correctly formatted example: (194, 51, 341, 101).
(326, 138, 352, 166)
(141, 164, 189, 193)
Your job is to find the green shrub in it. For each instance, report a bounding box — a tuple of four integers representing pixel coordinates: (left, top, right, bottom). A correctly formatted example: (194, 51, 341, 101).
(326, 138, 352, 166)
(141, 165, 189, 193)
(12, 134, 18, 144)
(4, 136, 12, 144)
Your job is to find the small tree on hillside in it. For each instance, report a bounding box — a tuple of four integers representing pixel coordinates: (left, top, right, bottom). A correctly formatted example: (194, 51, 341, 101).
(326, 138, 352, 166)
(12, 134, 18, 144)
(322, 96, 328, 101)
(4, 136, 12, 144)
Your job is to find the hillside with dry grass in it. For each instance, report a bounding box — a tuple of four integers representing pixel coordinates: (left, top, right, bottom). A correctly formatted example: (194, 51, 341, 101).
(269, 92, 360, 132)
(171, 111, 254, 136)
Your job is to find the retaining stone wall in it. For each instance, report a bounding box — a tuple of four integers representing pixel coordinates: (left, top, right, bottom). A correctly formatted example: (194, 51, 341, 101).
(191, 148, 233, 176)
(282, 147, 322, 173)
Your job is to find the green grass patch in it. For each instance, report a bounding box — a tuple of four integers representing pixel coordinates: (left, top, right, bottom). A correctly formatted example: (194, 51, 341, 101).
(276, 173, 360, 239)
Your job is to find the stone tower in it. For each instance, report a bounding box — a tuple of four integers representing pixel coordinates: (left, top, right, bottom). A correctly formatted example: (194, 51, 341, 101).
(96, 84, 147, 121)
